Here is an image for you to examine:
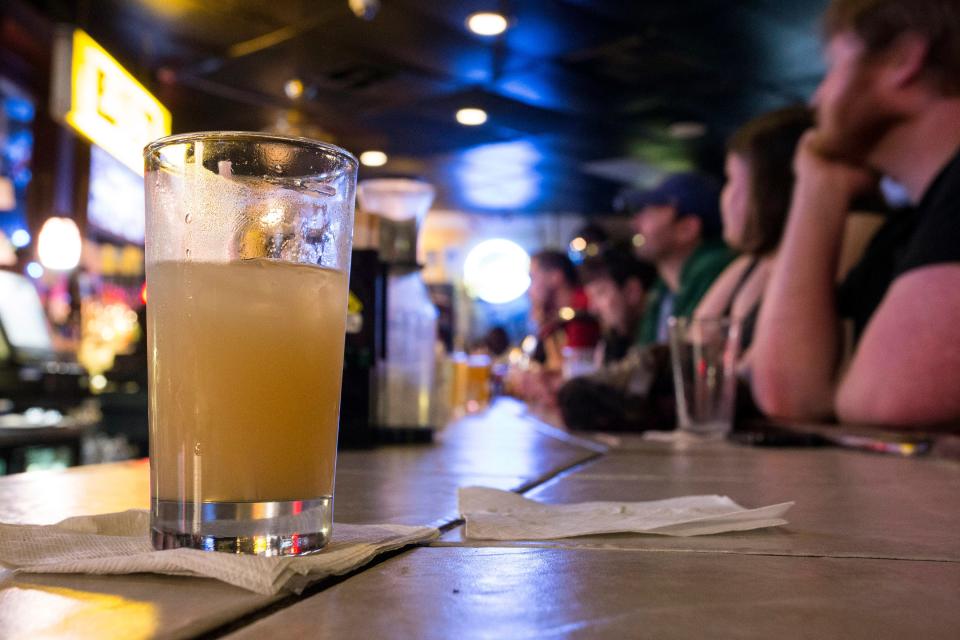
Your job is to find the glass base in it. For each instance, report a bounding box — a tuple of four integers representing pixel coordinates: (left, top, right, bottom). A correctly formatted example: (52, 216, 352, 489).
(678, 419, 732, 439)
(151, 496, 332, 556)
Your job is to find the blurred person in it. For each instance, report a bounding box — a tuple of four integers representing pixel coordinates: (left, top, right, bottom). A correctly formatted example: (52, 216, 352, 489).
(579, 248, 658, 363)
(693, 106, 814, 363)
(511, 250, 599, 408)
(560, 107, 814, 431)
(527, 249, 579, 331)
(526, 249, 599, 369)
(751, 0, 960, 428)
(479, 326, 510, 359)
(620, 172, 736, 345)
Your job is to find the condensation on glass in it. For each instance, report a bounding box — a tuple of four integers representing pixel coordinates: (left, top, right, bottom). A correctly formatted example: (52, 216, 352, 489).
(144, 132, 357, 555)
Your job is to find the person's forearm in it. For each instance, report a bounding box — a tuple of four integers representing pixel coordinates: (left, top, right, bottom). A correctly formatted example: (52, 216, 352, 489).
(751, 185, 849, 419)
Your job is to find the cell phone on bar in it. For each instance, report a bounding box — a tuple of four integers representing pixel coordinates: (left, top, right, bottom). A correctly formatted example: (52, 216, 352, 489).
(729, 425, 832, 448)
(731, 423, 932, 457)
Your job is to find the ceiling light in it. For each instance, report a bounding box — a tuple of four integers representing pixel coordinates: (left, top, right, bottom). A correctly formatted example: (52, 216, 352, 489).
(284, 78, 304, 100)
(667, 121, 707, 140)
(360, 150, 388, 167)
(456, 108, 487, 126)
(467, 12, 508, 36)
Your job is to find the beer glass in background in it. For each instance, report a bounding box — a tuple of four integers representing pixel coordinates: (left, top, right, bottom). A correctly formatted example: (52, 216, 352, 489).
(144, 133, 357, 555)
(668, 317, 741, 439)
(465, 354, 492, 412)
(450, 352, 493, 415)
(451, 352, 469, 416)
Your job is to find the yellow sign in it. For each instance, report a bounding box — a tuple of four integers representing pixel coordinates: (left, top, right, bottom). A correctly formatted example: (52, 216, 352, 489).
(52, 28, 171, 174)
(348, 291, 364, 314)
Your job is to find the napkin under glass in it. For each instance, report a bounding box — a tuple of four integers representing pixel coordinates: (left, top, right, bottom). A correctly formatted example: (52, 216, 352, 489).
(0, 510, 438, 595)
(459, 487, 793, 540)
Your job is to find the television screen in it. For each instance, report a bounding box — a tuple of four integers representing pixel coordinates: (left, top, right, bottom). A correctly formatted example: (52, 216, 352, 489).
(87, 145, 145, 244)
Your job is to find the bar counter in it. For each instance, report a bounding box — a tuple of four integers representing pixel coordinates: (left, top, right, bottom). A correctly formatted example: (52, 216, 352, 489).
(1, 399, 958, 639)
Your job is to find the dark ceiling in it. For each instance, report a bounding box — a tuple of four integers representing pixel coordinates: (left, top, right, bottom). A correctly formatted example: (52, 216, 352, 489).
(23, 0, 829, 214)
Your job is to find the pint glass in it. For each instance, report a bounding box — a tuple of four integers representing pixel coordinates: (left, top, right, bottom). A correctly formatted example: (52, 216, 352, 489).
(144, 132, 357, 555)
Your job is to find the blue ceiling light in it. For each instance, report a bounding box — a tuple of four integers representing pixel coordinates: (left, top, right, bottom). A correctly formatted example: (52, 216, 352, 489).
(463, 176, 540, 210)
(456, 140, 543, 210)
(451, 50, 494, 83)
(497, 78, 544, 105)
(462, 140, 541, 173)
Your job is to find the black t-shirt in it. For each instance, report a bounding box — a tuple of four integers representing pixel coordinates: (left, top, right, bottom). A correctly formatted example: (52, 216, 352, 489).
(896, 149, 960, 275)
(838, 149, 960, 340)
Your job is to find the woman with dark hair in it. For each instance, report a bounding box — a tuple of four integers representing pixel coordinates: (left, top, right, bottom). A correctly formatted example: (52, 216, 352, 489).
(526, 248, 599, 368)
(692, 105, 813, 356)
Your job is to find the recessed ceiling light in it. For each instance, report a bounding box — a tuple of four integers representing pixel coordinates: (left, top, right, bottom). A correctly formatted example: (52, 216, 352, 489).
(359, 150, 388, 167)
(667, 121, 707, 140)
(456, 107, 487, 126)
(466, 12, 508, 36)
(284, 78, 304, 100)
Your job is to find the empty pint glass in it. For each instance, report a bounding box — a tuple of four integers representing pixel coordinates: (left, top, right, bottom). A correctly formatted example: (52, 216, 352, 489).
(668, 316, 741, 439)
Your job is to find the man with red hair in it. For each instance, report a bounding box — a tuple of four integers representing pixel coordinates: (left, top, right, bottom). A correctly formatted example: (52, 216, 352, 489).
(751, 0, 960, 428)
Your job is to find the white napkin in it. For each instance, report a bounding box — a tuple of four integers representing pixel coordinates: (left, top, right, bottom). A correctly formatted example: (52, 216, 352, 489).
(0, 511, 438, 595)
(459, 487, 793, 540)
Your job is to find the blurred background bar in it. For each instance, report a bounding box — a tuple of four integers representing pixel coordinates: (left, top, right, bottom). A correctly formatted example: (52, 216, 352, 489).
(0, 0, 829, 471)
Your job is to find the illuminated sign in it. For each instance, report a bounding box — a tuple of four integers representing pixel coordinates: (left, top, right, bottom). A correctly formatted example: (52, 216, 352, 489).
(52, 28, 171, 174)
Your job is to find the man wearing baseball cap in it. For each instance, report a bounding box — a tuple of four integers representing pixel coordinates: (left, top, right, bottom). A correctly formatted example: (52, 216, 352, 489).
(616, 172, 736, 345)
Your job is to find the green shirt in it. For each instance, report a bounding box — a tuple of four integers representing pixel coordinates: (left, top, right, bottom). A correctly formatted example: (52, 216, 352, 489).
(636, 239, 736, 345)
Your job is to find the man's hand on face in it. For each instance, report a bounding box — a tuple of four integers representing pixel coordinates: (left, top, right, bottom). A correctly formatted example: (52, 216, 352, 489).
(797, 129, 879, 206)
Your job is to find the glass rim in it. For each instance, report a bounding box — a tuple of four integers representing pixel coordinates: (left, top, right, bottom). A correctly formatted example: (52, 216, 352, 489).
(143, 131, 358, 165)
